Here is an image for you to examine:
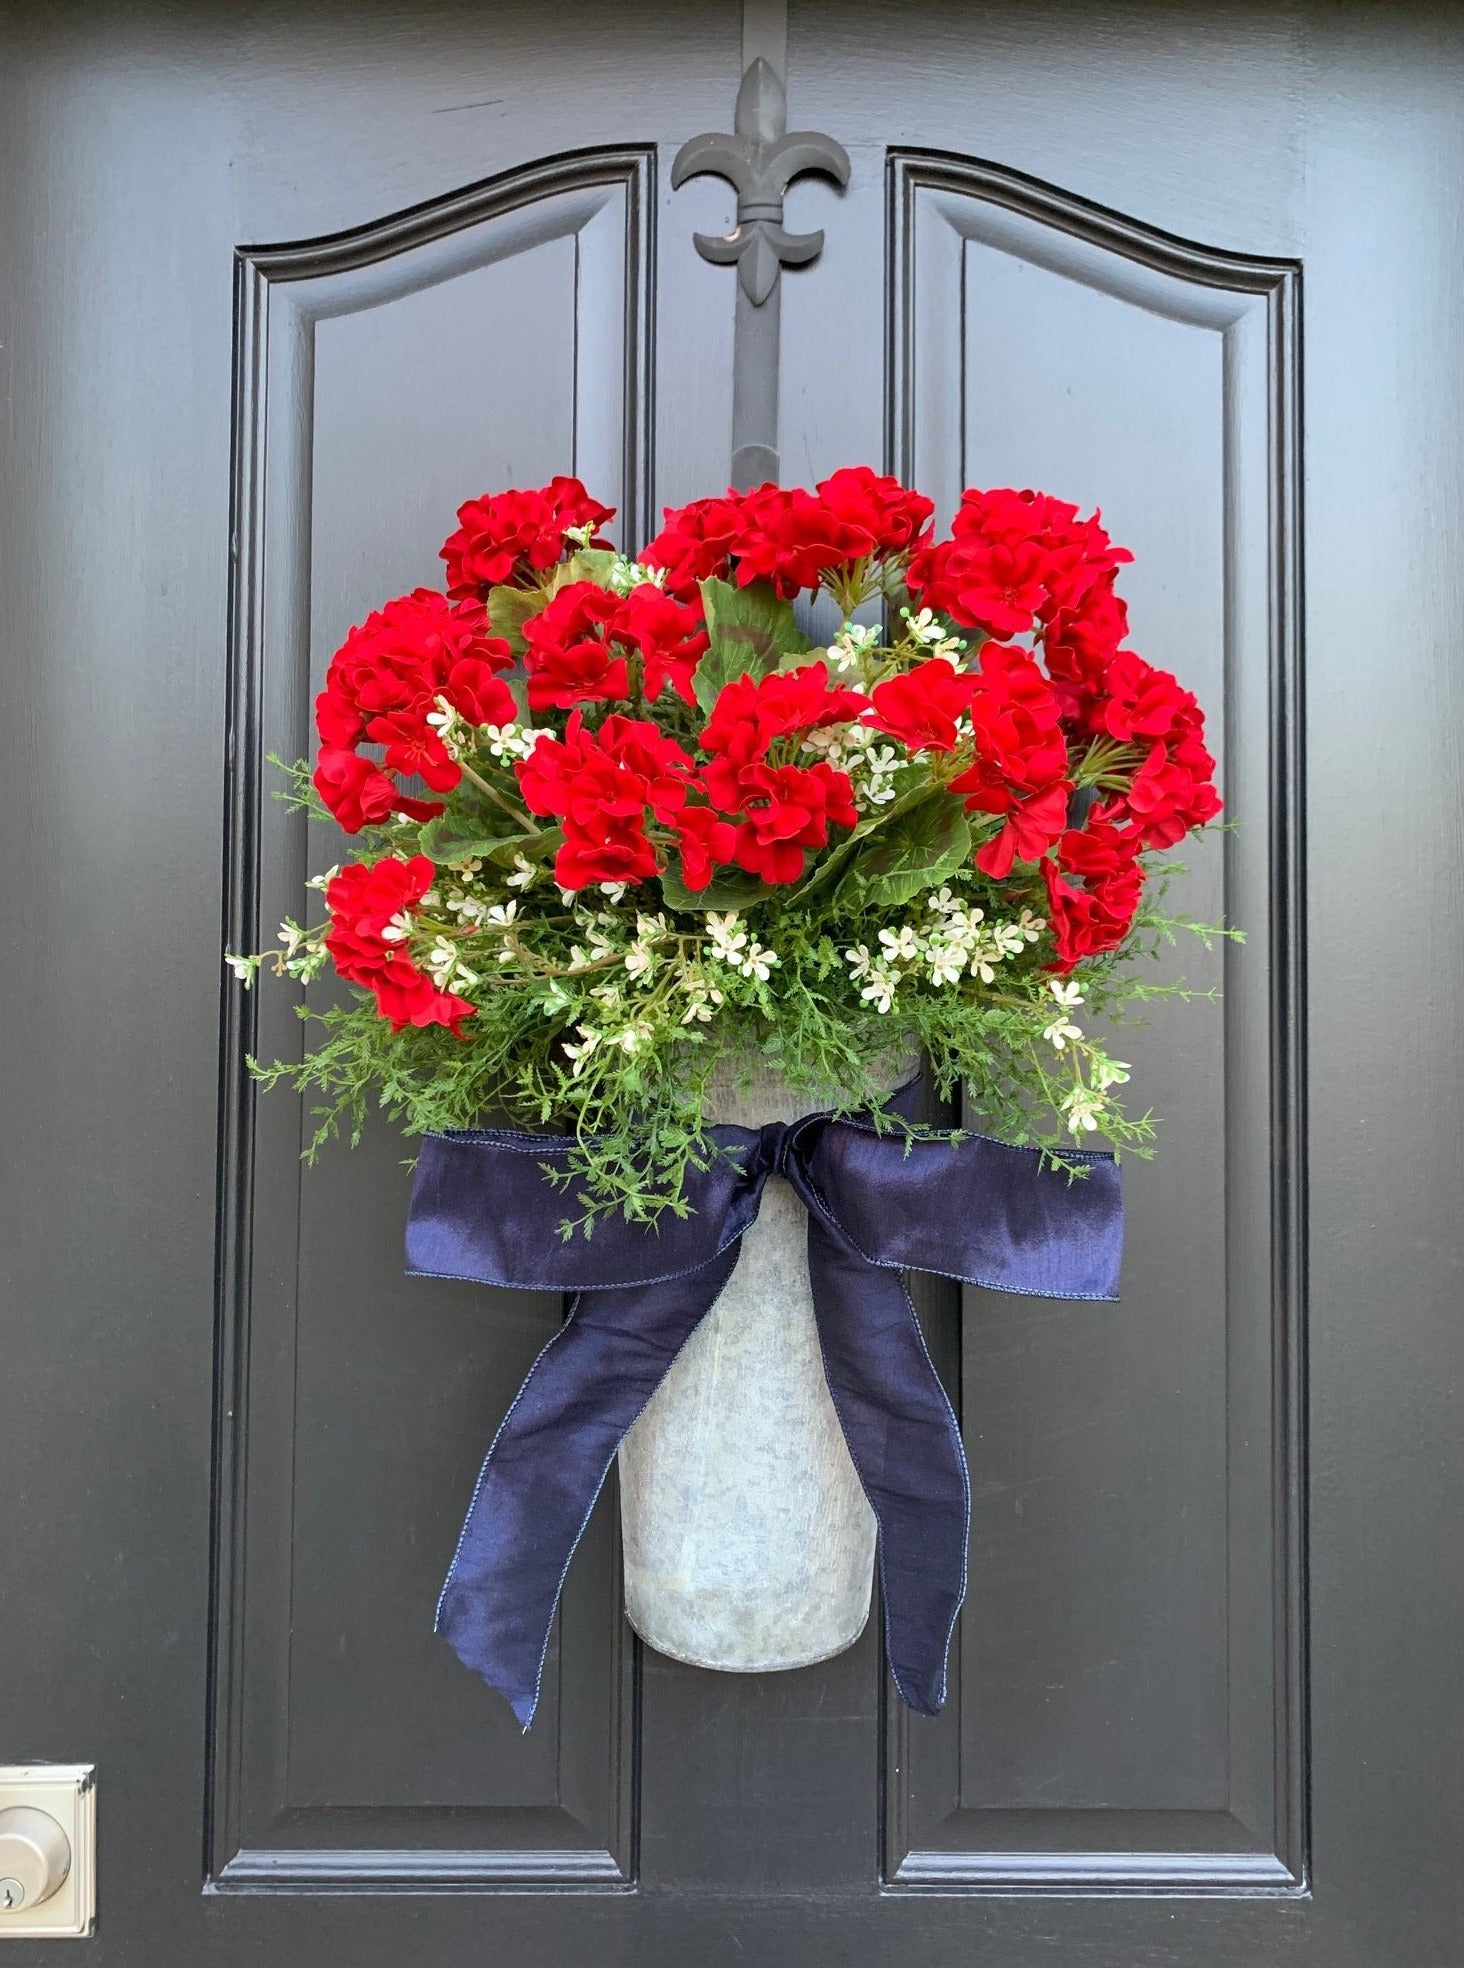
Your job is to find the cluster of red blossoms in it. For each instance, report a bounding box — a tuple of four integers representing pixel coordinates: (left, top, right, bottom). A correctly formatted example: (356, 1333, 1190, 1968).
(641, 467, 934, 600)
(313, 589, 516, 831)
(324, 856, 474, 1035)
(518, 665, 869, 890)
(310, 467, 1222, 1029)
(313, 475, 625, 831)
(441, 476, 614, 600)
(641, 475, 1218, 958)
(894, 486, 1221, 962)
(519, 712, 698, 889)
(522, 582, 708, 712)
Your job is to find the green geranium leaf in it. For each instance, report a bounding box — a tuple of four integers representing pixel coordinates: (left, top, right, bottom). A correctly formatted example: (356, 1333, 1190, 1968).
(691, 640, 758, 714)
(487, 583, 541, 658)
(798, 769, 938, 900)
(556, 548, 618, 589)
(692, 577, 813, 712)
(416, 817, 520, 865)
(836, 796, 973, 909)
(659, 858, 765, 913)
(417, 815, 561, 870)
(502, 825, 563, 867)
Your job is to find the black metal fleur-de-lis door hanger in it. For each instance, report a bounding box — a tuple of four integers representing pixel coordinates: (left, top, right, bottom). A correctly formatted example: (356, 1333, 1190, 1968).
(673, 56, 850, 490)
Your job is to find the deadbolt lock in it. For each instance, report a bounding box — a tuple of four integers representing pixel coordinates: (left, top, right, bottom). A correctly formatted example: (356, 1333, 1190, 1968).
(0, 1810, 71, 1915)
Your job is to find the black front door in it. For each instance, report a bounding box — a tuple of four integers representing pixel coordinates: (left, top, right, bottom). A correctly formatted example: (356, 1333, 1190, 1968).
(2, 2, 1459, 1961)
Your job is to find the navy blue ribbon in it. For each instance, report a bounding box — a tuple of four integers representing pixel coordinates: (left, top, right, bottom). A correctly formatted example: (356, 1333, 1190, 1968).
(406, 1094, 1122, 1728)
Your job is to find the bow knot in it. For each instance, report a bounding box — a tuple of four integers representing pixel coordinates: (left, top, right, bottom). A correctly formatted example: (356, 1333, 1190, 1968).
(753, 1117, 796, 1180)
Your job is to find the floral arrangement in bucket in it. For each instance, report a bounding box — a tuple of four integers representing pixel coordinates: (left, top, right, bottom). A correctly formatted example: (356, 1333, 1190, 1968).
(234, 469, 1224, 1227)
(228, 468, 1232, 1726)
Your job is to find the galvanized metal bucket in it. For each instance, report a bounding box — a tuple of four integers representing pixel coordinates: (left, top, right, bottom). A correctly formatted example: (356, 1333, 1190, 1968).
(616, 1058, 881, 1672)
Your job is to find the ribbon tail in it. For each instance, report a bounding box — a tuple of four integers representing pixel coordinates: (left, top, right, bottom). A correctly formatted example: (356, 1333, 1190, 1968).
(436, 1245, 741, 1729)
(804, 1211, 970, 1716)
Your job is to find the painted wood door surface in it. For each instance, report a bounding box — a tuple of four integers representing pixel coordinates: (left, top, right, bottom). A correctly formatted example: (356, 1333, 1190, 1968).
(1, 3, 1459, 1962)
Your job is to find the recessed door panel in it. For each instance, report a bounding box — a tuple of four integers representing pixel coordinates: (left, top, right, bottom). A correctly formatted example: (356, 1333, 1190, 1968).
(214, 150, 652, 1887)
(885, 154, 1301, 1892)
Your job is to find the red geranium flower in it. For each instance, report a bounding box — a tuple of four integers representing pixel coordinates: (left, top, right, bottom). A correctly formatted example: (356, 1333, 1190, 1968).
(1041, 578, 1131, 725)
(442, 655, 521, 727)
(954, 486, 1132, 602)
(1068, 648, 1222, 849)
(646, 471, 934, 600)
(313, 747, 403, 833)
(641, 492, 746, 598)
(967, 781, 1072, 879)
(908, 486, 1133, 640)
(522, 581, 709, 711)
(907, 536, 1052, 638)
(439, 476, 614, 600)
(865, 657, 976, 753)
(324, 856, 475, 1034)
(1041, 817, 1146, 972)
(1088, 649, 1197, 746)
(522, 582, 629, 712)
(1114, 733, 1223, 850)
(517, 712, 694, 891)
(556, 816, 661, 890)
(724, 759, 859, 884)
(518, 711, 692, 826)
(813, 466, 934, 558)
(593, 716, 698, 821)
(361, 707, 463, 794)
(725, 484, 873, 598)
(610, 584, 710, 704)
(674, 806, 739, 891)
(313, 590, 515, 831)
(697, 669, 862, 880)
(949, 643, 1071, 877)
(700, 664, 868, 789)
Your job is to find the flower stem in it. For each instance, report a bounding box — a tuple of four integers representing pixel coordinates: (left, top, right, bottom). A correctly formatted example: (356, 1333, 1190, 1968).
(457, 760, 536, 830)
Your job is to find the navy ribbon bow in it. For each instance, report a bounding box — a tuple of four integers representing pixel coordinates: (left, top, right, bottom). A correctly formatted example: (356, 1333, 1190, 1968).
(406, 1094, 1122, 1729)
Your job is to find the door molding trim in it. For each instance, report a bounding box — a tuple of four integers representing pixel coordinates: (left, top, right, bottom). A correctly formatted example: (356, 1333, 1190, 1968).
(208, 1846, 631, 1894)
